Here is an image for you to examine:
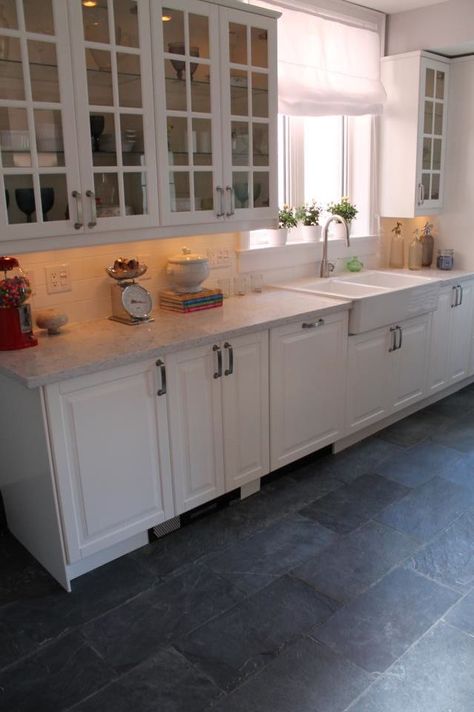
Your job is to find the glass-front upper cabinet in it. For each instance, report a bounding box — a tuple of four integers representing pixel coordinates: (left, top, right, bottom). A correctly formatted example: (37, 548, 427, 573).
(0, 0, 82, 239)
(69, 0, 158, 231)
(219, 6, 277, 223)
(418, 57, 449, 211)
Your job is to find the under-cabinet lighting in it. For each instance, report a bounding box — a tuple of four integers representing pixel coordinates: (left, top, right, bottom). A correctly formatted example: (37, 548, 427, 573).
(82, 1, 97, 7)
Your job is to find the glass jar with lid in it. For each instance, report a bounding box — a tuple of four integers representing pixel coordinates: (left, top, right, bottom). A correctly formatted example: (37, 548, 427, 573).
(436, 249, 454, 270)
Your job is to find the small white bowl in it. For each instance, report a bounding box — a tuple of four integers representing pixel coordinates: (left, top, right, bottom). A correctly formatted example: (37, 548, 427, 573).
(36, 309, 68, 335)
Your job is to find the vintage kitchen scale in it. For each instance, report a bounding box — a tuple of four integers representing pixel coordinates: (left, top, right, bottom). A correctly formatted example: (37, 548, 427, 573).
(106, 258, 154, 325)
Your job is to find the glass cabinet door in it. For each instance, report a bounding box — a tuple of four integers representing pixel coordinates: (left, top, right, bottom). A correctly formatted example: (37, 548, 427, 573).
(220, 6, 277, 222)
(0, 0, 82, 238)
(418, 59, 448, 210)
(153, 0, 222, 224)
(69, 0, 158, 230)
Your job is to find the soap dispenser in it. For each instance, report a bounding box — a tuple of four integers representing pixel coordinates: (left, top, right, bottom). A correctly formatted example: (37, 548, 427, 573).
(420, 222, 434, 267)
(408, 229, 423, 270)
(389, 221, 404, 268)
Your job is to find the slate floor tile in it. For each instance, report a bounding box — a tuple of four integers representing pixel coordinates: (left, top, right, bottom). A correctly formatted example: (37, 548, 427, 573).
(73, 646, 222, 712)
(176, 574, 339, 692)
(209, 636, 374, 712)
(205, 514, 336, 581)
(299, 474, 409, 534)
(376, 476, 473, 543)
(82, 564, 243, 674)
(316, 437, 405, 483)
(376, 441, 463, 488)
(315, 567, 459, 673)
(292, 521, 418, 603)
(438, 451, 474, 493)
(376, 408, 450, 447)
(445, 590, 474, 635)
(425, 387, 474, 420)
(0, 531, 60, 606)
(407, 509, 474, 591)
(347, 621, 474, 712)
(0, 631, 114, 712)
(433, 415, 474, 453)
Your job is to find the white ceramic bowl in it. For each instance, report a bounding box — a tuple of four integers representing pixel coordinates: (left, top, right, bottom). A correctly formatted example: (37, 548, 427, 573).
(36, 309, 68, 335)
(166, 247, 210, 294)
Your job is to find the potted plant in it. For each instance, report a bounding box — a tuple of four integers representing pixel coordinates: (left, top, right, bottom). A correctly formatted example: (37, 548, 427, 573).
(296, 201, 321, 242)
(327, 197, 358, 238)
(275, 205, 297, 246)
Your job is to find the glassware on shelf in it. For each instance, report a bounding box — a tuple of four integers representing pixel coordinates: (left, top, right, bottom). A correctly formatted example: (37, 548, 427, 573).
(408, 229, 423, 270)
(0, 3, 10, 60)
(40, 186, 54, 221)
(420, 221, 434, 267)
(90, 114, 105, 152)
(15, 187, 35, 222)
(389, 221, 404, 268)
(168, 43, 199, 80)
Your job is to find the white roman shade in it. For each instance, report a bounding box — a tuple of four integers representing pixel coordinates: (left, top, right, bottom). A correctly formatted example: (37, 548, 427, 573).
(257, 1, 386, 116)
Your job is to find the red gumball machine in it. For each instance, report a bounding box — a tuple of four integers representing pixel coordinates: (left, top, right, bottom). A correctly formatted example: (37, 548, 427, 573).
(0, 256, 37, 350)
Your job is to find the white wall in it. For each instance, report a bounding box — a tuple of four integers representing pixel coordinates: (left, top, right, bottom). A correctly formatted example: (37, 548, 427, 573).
(386, 0, 474, 56)
(438, 57, 474, 268)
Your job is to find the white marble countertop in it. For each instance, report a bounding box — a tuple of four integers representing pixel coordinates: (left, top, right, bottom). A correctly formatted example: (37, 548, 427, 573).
(0, 288, 351, 389)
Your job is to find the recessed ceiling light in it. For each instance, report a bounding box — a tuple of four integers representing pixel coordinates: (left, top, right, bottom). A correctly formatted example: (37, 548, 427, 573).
(162, 14, 172, 22)
(82, 1, 97, 7)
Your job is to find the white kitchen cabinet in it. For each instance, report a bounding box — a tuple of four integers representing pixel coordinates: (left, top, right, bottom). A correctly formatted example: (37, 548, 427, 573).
(44, 360, 174, 563)
(346, 313, 431, 434)
(380, 51, 450, 217)
(166, 329, 269, 514)
(270, 312, 348, 470)
(429, 280, 474, 393)
(152, 0, 278, 228)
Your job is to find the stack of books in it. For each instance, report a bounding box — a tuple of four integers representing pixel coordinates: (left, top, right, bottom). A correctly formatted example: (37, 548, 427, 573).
(159, 288, 223, 313)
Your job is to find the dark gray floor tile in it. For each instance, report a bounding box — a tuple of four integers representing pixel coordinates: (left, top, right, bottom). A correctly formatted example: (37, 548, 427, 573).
(376, 476, 473, 543)
(300, 474, 409, 534)
(73, 646, 222, 712)
(376, 442, 463, 488)
(315, 567, 459, 673)
(347, 621, 474, 712)
(438, 451, 474, 493)
(425, 388, 474, 420)
(434, 415, 474, 453)
(407, 509, 474, 591)
(82, 564, 243, 674)
(0, 631, 114, 712)
(177, 575, 339, 692)
(0, 532, 60, 606)
(377, 409, 450, 447)
(317, 437, 405, 483)
(292, 521, 418, 603)
(205, 514, 336, 581)
(445, 590, 474, 635)
(264, 468, 343, 512)
(0, 554, 156, 670)
(209, 636, 374, 712)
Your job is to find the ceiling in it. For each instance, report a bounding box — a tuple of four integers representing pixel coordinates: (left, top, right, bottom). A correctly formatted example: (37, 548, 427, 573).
(357, 0, 444, 13)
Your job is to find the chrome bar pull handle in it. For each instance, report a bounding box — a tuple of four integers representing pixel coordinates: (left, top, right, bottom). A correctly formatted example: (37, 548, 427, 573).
(85, 189, 97, 228)
(397, 325, 403, 350)
(451, 285, 457, 308)
(224, 342, 234, 376)
(156, 359, 167, 396)
(213, 344, 222, 378)
(389, 326, 397, 352)
(420, 182, 425, 204)
(216, 186, 225, 218)
(458, 285, 463, 306)
(302, 319, 324, 329)
(225, 185, 235, 217)
(71, 190, 83, 229)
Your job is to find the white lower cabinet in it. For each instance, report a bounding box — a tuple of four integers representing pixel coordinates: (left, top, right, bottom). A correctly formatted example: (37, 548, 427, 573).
(45, 361, 174, 564)
(429, 280, 474, 393)
(166, 330, 269, 514)
(346, 313, 431, 434)
(270, 312, 348, 470)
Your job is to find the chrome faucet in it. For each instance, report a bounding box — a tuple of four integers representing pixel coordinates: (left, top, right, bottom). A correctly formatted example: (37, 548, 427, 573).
(320, 215, 350, 278)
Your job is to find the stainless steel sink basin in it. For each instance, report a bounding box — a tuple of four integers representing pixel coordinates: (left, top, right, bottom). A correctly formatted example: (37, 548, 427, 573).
(272, 271, 440, 334)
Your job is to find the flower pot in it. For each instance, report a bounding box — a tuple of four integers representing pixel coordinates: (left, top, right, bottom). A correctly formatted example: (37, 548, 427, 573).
(272, 228, 288, 246)
(330, 220, 351, 239)
(299, 225, 321, 242)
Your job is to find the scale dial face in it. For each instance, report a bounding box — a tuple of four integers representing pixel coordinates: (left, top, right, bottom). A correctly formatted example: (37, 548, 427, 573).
(121, 283, 152, 319)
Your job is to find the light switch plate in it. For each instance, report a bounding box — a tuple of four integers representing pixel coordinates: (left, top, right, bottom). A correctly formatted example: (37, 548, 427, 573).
(45, 264, 72, 294)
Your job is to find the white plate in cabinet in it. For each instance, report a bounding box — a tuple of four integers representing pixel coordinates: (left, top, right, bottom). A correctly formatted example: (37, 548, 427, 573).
(380, 51, 449, 217)
(44, 361, 174, 564)
(270, 312, 348, 470)
(430, 281, 474, 393)
(165, 330, 269, 514)
(346, 313, 431, 435)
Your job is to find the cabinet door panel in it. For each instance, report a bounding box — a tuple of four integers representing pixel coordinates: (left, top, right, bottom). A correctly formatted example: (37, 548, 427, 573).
(46, 362, 174, 562)
(449, 281, 473, 383)
(270, 315, 347, 470)
(166, 344, 225, 514)
(428, 286, 452, 394)
(392, 314, 430, 411)
(222, 331, 269, 490)
(346, 327, 392, 434)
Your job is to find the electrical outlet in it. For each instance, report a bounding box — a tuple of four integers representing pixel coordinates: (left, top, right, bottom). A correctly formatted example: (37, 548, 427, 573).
(207, 248, 231, 269)
(45, 264, 72, 294)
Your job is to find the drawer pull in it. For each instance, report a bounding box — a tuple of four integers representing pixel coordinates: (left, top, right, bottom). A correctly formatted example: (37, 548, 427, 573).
(302, 318, 324, 329)
(213, 344, 222, 378)
(224, 342, 234, 376)
(156, 359, 166, 396)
